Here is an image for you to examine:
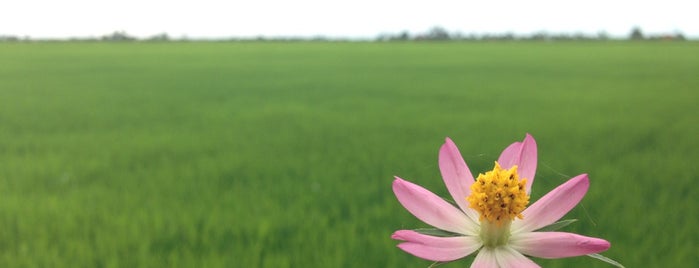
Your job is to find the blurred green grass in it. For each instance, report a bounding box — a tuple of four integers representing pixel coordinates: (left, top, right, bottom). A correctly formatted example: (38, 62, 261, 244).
(0, 41, 696, 267)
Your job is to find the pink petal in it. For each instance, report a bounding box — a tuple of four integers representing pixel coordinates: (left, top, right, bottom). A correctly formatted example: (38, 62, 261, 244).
(393, 177, 478, 235)
(392, 230, 482, 262)
(494, 247, 541, 268)
(439, 138, 480, 223)
(509, 232, 611, 258)
(511, 174, 589, 233)
(497, 133, 537, 193)
(470, 248, 497, 268)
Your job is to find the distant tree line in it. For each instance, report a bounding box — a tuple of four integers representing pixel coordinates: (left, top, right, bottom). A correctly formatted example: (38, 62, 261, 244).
(0, 27, 690, 42)
(376, 26, 687, 42)
(0, 31, 172, 42)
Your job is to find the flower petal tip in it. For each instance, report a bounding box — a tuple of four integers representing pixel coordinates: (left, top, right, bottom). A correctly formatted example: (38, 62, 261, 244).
(391, 177, 407, 194)
(390, 230, 412, 241)
(576, 237, 611, 256)
(587, 238, 611, 253)
(392, 177, 417, 193)
(524, 133, 534, 140)
(440, 138, 459, 157)
(572, 174, 590, 189)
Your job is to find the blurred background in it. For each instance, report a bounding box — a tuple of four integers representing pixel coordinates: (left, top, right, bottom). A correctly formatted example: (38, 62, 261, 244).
(0, 1, 697, 267)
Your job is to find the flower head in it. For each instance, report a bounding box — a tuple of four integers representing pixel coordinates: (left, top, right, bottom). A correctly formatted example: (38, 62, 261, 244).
(391, 134, 610, 267)
(468, 162, 529, 226)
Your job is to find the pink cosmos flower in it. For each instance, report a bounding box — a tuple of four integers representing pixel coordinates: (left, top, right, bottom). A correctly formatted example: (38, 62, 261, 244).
(391, 134, 610, 267)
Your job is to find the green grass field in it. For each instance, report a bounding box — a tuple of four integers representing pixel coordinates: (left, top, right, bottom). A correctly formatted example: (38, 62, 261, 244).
(0, 41, 696, 267)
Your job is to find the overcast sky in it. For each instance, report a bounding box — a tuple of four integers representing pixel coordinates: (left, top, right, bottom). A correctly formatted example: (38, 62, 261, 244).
(2, 0, 698, 39)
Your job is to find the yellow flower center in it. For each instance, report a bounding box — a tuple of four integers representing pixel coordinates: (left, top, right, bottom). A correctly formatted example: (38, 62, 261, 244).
(467, 162, 529, 226)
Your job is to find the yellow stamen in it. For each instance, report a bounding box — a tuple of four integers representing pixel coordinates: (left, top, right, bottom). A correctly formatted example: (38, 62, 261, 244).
(467, 162, 529, 226)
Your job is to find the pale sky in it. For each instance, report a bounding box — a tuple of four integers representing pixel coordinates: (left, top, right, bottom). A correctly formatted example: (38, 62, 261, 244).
(2, 0, 698, 39)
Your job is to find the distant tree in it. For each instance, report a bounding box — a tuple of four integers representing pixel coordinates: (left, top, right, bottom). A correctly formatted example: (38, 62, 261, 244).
(424, 26, 450, 40)
(101, 31, 136, 42)
(413, 26, 451, 41)
(501, 32, 515, 40)
(147, 33, 169, 42)
(530, 31, 550, 41)
(396, 31, 410, 41)
(629, 27, 644, 40)
(375, 33, 391, 41)
(375, 31, 410, 42)
(674, 32, 686, 41)
(0, 35, 20, 42)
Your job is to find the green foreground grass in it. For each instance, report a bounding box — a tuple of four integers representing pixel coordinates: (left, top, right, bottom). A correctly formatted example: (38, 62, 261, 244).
(0, 41, 696, 267)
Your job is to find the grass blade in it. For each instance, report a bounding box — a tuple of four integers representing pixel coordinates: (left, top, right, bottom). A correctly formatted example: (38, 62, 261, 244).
(588, 253, 625, 268)
(534, 219, 578, 232)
